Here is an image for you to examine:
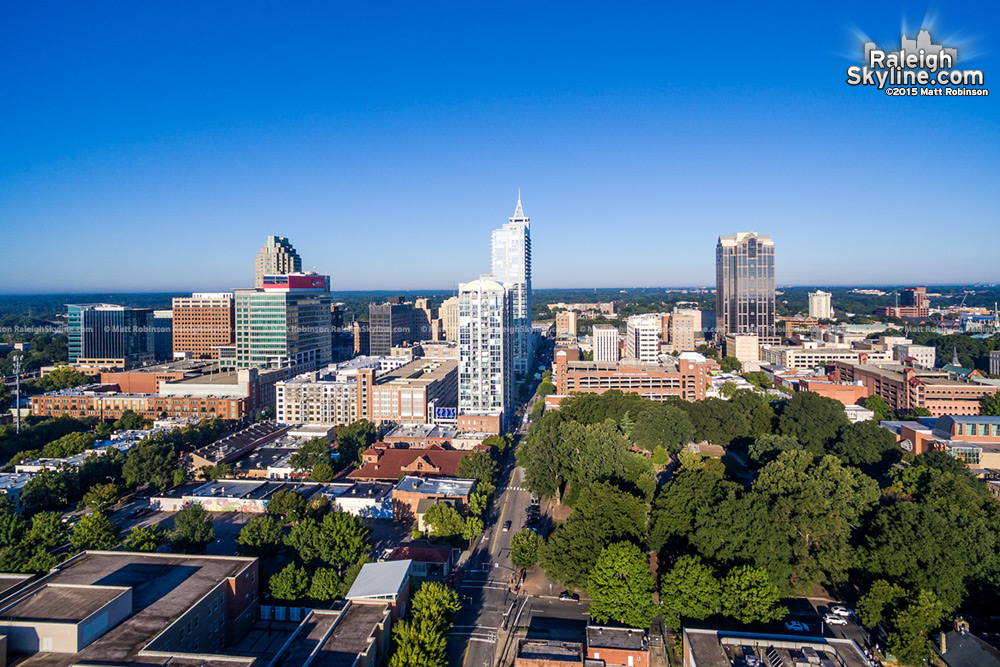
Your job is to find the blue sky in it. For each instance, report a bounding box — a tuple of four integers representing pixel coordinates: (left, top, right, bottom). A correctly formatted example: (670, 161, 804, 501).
(1, 1, 997, 293)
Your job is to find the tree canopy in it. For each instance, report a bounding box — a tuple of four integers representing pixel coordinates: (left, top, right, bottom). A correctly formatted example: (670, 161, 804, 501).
(587, 542, 658, 628)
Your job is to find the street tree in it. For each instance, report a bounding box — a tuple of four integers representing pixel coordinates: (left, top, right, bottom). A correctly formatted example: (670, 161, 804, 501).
(171, 503, 215, 553)
(81, 482, 120, 513)
(70, 512, 120, 551)
(309, 568, 344, 601)
(422, 503, 465, 539)
(123, 524, 169, 552)
(720, 565, 787, 625)
(587, 542, 658, 629)
(510, 529, 545, 569)
(659, 555, 722, 630)
(777, 392, 850, 452)
(288, 438, 332, 472)
(236, 515, 284, 558)
(270, 563, 309, 601)
(268, 489, 307, 523)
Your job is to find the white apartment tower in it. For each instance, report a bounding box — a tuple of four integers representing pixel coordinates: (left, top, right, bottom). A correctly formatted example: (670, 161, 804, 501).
(491, 194, 533, 377)
(808, 290, 833, 320)
(592, 324, 620, 363)
(458, 277, 513, 430)
(626, 314, 661, 363)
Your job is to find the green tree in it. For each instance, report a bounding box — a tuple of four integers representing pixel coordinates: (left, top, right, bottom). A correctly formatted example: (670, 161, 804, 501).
(631, 403, 695, 454)
(22, 469, 70, 510)
(270, 563, 309, 601)
(829, 420, 899, 469)
(462, 516, 484, 540)
(123, 524, 168, 552)
(309, 568, 344, 601)
(980, 393, 1000, 416)
(122, 439, 177, 490)
(857, 579, 907, 628)
(903, 407, 932, 419)
(288, 438, 333, 472)
(659, 555, 722, 630)
(70, 512, 120, 551)
(268, 489, 307, 523)
(889, 590, 944, 667)
(200, 463, 233, 481)
(747, 434, 801, 467)
(456, 450, 498, 488)
(422, 503, 465, 539)
(25, 511, 68, 550)
(113, 409, 148, 431)
(236, 515, 284, 558)
(336, 420, 377, 466)
(587, 542, 658, 628)
(171, 503, 215, 553)
(284, 511, 371, 572)
(390, 617, 447, 667)
(720, 382, 738, 399)
(777, 392, 850, 452)
(467, 492, 489, 517)
(719, 356, 742, 372)
(411, 581, 461, 625)
(81, 482, 120, 513)
(862, 394, 893, 422)
(510, 529, 545, 569)
(310, 462, 334, 482)
(720, 565, 787, 624)
(741, 371, 773, 390)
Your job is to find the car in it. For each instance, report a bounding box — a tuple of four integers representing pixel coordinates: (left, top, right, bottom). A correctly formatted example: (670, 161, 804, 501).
(502, 521, 512, 532)
(740, 646, 761, 667)
(558, 591, 580, 601)
(784, 621, 808, 632)
(824, 613, 848, 626)
(829, 604, 851, 617)
(524, 516, 539, 526)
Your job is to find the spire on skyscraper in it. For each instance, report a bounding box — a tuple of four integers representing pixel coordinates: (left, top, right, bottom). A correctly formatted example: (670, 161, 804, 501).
(513, 190, 524, 220)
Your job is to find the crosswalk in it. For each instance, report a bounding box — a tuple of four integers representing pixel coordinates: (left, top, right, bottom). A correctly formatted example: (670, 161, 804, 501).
(505, 486, 528, 492)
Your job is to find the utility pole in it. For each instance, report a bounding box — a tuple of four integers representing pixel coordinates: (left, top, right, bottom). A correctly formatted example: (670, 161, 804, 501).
(13, 354, 23, 434)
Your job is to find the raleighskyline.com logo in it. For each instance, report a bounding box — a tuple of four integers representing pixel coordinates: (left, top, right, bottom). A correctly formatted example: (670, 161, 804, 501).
(846, 29, 988, 96)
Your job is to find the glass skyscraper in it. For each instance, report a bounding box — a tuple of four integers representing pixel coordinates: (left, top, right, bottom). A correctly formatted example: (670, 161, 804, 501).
(490, 194, 532, 377)
(66, 304, 155, 364)
(715, 232, 776, 343)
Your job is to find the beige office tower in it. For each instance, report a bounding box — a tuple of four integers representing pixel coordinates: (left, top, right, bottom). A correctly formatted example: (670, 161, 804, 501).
(716, 232, 776, 344)
(592, 324, 620, 362)
(255, 235, 303, 287)
(440, 296, 460, 343)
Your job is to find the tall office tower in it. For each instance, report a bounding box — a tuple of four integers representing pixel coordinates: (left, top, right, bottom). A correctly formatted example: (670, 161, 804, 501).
(592, 324, 620, 362)
(808, 290, 833, 320)
(66, 304, 154, 364)
(625, 314, 661, 362)
(440, 297, 460, 343)
(255, 235, 303, 288)
(490, 194, 532, 377)
(900, 287, 930, 311)
(368, 298, 422, 356)
(225, 274, 332, 369)
(172, 293, 235, 359)
(716, 232, 776, 344)
(152, 310, 174, 360)
(458, 277, 513, 432)
(669, 313, 696, 352)
(414, 298, 437, 341)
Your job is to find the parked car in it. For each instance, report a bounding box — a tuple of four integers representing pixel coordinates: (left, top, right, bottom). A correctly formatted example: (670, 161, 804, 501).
(741, 646, 761, 667)
(558, 591, 580, 601)
(502, 521, 512, 532)
(784, 621, 808, 632)
(829, 604, 852, 617)
(824, 613, 848, 626)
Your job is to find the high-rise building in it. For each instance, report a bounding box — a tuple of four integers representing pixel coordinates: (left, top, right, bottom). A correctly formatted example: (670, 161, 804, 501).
(490, 195, 532, 377)
(66, 304, 155, 365)
(669, 313, 697, 352)
(172, 293, 235, 359)
(440, 297, 459, 343)
(625, 314, 661, 362)
(254, 235, 302, 288)
(152, 310, 174, 360)
(808, 290, 833, 320)
(716, 232, 776, 344)
(368, 298, 424, 356)
(900, 287, 930, 310)
(555, 310, 577, 337)
(592, 324, 620, 363)
(457, 277, 513, 433)
(225, 274, 332, 370)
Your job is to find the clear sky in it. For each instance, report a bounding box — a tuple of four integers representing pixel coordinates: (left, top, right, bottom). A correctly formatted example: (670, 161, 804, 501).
(1, 1, 997, 293)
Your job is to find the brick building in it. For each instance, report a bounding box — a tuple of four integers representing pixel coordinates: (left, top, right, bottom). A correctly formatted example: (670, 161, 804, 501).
(172, 293, 235, 360)
(552, 350, 708, 403)
(833, 362, 998, 417)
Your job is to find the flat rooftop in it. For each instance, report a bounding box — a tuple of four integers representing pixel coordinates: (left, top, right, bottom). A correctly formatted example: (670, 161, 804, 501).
(0, 573, 33, 600)
(586, 625, 646, 650)
(173, 370, 241, 386)
(13, 551, 255, 667)
(313, 604, 389, 667)
(394, 475, 475, 496)
(683, 628, 871, 667)
(384, 423, 459, 440)
(517, 640, 583, 661)
(0, 583, 127, 623)
(375, 357, 457, 387)
(270, 610, 341, 667)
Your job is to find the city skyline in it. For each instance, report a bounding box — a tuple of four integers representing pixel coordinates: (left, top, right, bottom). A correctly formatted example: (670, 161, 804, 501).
(2, 1, 998, 293)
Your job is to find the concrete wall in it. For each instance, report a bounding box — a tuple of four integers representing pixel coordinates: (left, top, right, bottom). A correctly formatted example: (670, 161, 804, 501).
(78, 587, 132, 649)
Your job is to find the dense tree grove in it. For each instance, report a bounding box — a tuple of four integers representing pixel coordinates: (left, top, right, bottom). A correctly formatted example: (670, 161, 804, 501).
(517, 387, 1000, 657)
(389, 582, 460, 667)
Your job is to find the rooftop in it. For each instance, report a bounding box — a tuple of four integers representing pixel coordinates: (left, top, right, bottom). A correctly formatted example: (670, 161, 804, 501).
(383, 423, 460, 440)
(313, 604, 390, 667)
(346, 561, 410, 601)
(682, 628, 871, 667)
(394, 475, 476, 496)
(375, 357, 457, 387)
(586, 625, 647, 650)
(0, 583, 129, 623)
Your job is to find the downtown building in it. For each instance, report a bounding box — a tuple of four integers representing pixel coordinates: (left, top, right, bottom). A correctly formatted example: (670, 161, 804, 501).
(66, 304, 155, 367)
(254, 235, 302, 287)
(222, 274, 332, 371)
(592, 324, 620, 363)
(625, 314, 661, 362)
(368, 298, 428, 356)
(171, 292, 235, 359)
(457, 277, 513, 434)
(552, 349, 709, 403)
(715, 232, 777, 345)
(490, 195, 533, 377)
(808, 290, 833, 319)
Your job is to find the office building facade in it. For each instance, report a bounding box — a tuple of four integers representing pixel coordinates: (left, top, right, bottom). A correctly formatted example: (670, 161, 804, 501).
(369, 298, 426, 356)
(490, 195, 533, 377)
(226, 274, 332, 370)
(254, 235, 302, 288)
(715, 232, 776, 344)
(67, 304, 155, 365)
(625, 314, 660, 362)
(458, 277, 513, 433)
(172, 293, 235, 359)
